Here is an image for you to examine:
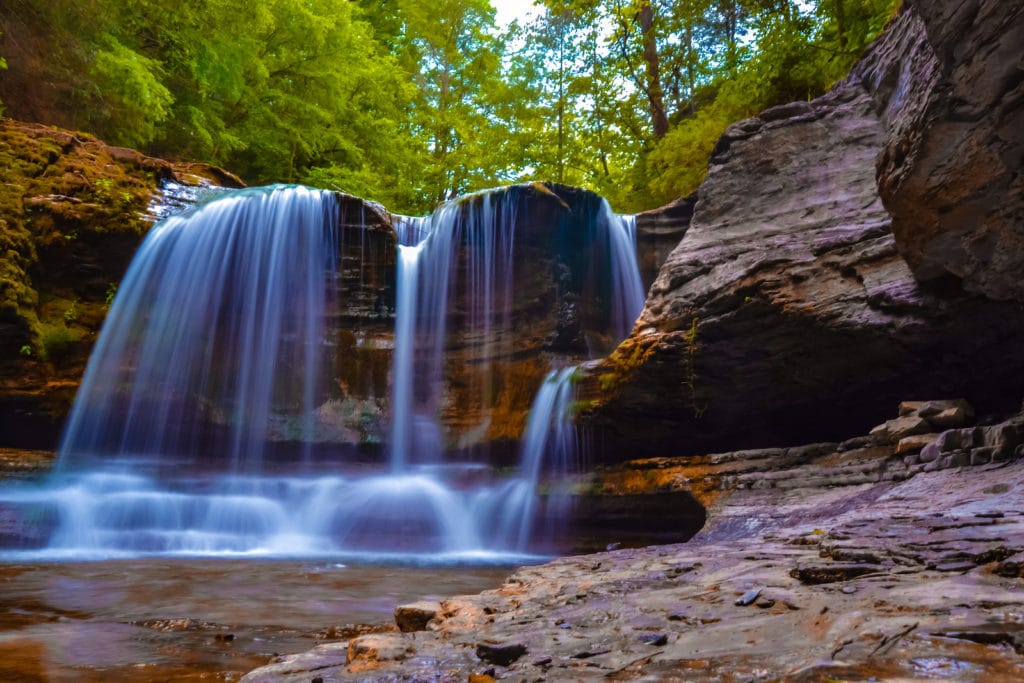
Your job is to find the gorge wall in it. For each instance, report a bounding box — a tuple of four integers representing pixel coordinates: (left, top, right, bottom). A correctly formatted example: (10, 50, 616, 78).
(879, 0, 1024, 302)
(579, 0, 1024, 459)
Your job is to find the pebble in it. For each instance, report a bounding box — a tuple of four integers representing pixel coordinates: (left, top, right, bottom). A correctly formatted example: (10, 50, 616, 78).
(639, 633, 669, 646)
(735, 587, 762, 606)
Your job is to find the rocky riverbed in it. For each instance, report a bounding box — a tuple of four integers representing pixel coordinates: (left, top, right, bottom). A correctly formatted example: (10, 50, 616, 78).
(243, 402, 1024, 681)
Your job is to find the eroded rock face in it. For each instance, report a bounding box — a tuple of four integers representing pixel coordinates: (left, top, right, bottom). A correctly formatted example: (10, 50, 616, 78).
(634, 193, 693, 290)
(395, 183, 646, 458)
(878, 0, 1024, 302)
(262, 193, 395, 450)
(579, 6, 1024, 458)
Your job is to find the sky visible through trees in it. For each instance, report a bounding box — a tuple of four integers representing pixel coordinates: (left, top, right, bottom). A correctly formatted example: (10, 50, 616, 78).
(0, 0, 898, 213)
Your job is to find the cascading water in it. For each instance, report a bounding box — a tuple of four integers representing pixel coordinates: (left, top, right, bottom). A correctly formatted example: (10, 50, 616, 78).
(0, 184, 644, 561)
(59, 185, 339, 470)
(477, 366, 580, 551)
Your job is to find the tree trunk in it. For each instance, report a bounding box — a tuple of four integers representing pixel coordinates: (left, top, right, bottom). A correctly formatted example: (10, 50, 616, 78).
(724, 0, 738, 75)
(834, 0, 848, 50)
(639, 1, 669, 139)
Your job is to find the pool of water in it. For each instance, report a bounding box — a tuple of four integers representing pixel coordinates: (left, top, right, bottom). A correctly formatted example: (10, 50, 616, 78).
(0, 559, 511, 681)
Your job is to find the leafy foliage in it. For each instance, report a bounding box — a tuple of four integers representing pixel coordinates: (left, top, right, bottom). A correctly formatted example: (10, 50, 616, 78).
(0, 0, 899, 213)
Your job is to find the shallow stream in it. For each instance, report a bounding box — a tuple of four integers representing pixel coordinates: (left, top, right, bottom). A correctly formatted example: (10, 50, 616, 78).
(0, 559, 510, 681)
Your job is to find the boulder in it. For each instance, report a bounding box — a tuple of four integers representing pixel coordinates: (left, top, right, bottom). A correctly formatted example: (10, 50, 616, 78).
(873, 416, 932, 443)
(578, 5, 1024, 459)
(898, 399, 974, 423)
(895, 433, 939, 455)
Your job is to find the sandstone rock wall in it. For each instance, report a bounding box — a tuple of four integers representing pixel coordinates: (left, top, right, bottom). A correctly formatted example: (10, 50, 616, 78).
(427, 183, 646, 457)
(634, 194, 693, 290)
(579, 5, 1024, 459)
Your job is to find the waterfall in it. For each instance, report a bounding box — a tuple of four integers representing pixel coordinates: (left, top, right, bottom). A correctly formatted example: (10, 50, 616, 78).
(608, 212, 645, 341)
(388, 193, 518, 470)
(58, 185, 339, 470)
(478, 366, 579, 550)
(0, 184, 644, 560)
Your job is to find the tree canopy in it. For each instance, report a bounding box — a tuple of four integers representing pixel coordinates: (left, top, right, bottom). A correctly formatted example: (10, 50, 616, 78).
(0, 0, 898, 213)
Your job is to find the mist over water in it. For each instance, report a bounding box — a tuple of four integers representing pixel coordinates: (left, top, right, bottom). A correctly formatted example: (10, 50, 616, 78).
(0, 184, 644, 561)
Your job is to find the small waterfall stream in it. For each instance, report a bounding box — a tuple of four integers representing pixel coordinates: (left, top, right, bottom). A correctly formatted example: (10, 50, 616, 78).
(0, 184, 643, 560)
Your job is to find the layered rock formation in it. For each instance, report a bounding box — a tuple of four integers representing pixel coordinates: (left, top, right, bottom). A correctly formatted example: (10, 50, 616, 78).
(421, 183, 643, 455)
(278, 182, 650, 454)
(580, 4, 1024, 458)
(241, 404, 1024, 681)
(878, 0, 1024, 301)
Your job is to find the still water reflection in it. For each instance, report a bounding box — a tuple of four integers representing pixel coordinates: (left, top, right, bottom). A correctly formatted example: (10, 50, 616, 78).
(0, 560, 510, 681)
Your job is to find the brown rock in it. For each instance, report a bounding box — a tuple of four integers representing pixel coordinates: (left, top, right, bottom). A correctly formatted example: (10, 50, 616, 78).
(896, 433, 939, 455)
(394, 601, 441, 633)
(883, 417, 932, 441)
(899, 399, 974, 422)
(927, 407, 971, 430)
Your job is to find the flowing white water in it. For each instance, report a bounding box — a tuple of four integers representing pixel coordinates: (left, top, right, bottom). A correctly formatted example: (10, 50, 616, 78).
(484, 366, 579, 550)
(608, 212, 645, 340)
(57, 185, 339, 471)
(0, 184, 644, 560)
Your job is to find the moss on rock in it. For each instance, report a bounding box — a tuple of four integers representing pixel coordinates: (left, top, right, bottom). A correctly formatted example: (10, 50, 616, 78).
(0, 117, 241, 447)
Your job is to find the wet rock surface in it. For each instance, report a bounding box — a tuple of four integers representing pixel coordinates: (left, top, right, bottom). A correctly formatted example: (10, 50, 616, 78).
(579, 3, 1024, 459)
(419, 183, 651, 457)
(242, 407, 1024, 681)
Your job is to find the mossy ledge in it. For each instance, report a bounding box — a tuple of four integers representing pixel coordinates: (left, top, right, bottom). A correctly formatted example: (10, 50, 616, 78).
(0, 117, 242, 447)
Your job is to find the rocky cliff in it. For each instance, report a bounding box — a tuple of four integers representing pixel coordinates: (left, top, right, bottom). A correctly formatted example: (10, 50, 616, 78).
(878, 0, 1024, 302)
(580, 3, 1024, 459)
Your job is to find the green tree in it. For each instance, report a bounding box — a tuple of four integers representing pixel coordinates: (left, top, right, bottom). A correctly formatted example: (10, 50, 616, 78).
(88, 35, 174, 149)
(644, 0, 899, 204)
(0, 0, 901, 213)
